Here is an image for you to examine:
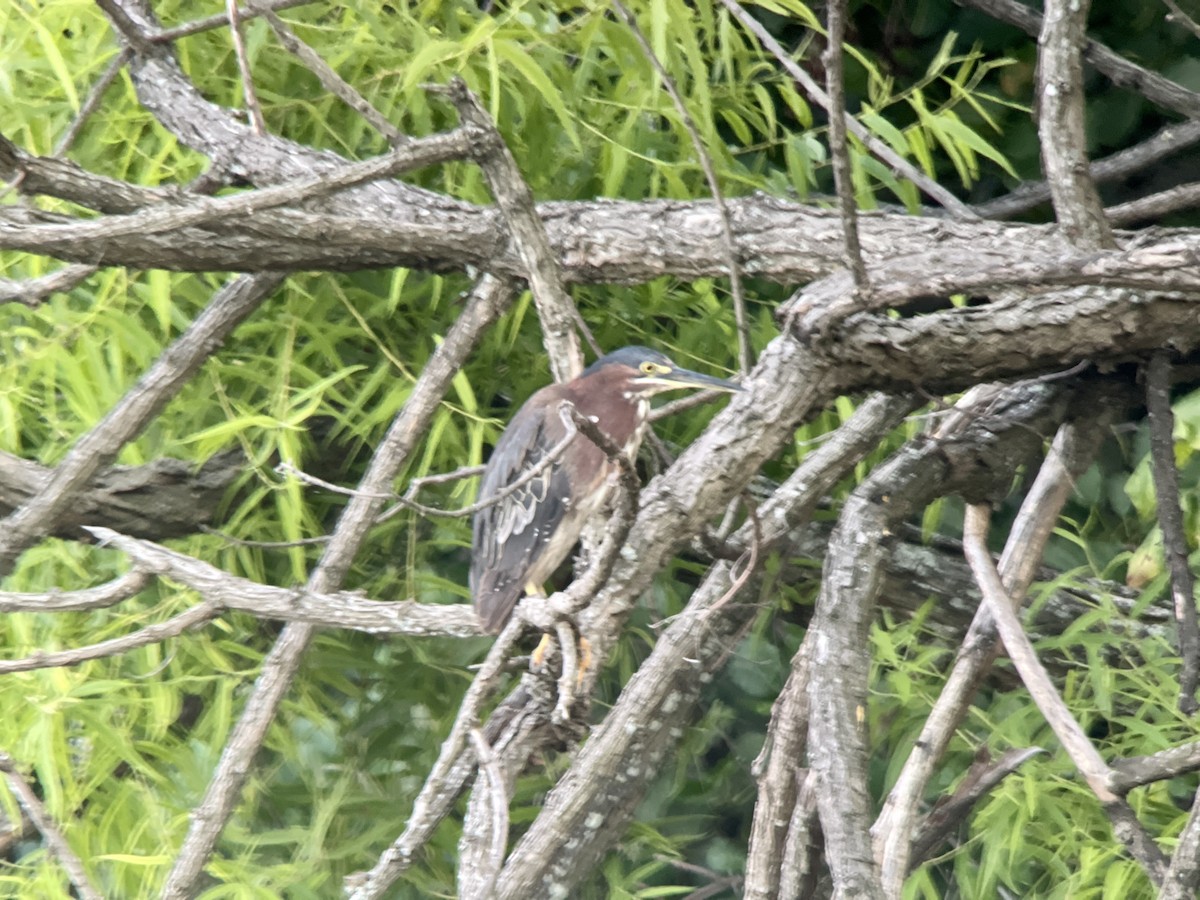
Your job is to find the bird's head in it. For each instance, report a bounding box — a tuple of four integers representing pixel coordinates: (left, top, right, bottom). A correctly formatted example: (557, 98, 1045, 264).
(583, 345, 743, 397)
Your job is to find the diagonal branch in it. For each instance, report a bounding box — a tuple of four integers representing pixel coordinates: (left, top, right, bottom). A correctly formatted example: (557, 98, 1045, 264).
(159, 275, 514, 900)
(0, 273, 283, 575)
(442, 79, 584, 380)
(963, 503, 1168, 885)
(718, 0, 977, 219)
(873, 410, 1108, 894)
(823, 0, 870, 293)
(0, 752, 103, 900)
(1144, 351, 1200, 713)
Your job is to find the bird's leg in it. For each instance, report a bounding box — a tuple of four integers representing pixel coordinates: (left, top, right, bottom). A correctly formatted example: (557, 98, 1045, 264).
(523, 583, 557, 668)
(531, 632, 554, 668)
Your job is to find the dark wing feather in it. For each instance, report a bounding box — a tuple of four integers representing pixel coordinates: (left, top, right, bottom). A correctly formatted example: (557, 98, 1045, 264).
(471, 395, 572, 633)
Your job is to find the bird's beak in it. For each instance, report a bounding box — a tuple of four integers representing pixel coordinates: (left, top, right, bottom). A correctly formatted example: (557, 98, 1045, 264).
(642, 367, 744, 394)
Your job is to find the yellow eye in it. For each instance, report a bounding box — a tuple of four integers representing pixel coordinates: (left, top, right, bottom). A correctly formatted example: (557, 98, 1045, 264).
(640, 362, 657, 374)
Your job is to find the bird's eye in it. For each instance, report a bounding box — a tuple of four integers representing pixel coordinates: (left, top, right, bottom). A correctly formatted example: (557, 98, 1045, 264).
(640, 362, 657, 374)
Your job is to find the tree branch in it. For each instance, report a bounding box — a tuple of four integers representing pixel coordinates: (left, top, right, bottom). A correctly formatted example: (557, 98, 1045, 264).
(1035, 0, 1114, 249)
(0, 273, 283, 575)
(159, 275, 513, 900)
(0, 752, 103, 900)
(963, 504, 1168, 885)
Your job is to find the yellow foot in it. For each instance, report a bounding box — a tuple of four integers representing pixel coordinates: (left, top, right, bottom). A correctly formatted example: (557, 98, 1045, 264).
(576, 636, 592, 687)
(531, 632, 553, 668)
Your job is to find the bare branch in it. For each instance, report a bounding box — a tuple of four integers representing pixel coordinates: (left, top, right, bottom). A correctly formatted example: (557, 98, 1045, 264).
(746, 641, 814, 899)
(0, 599, 221, 674)
(160, 275, 514, 900)
(909, 747, 1045, 864)
(1109, 181, 1200, 226)
(0, 263, 97, 307)
(1035, 0, 1114, 249)
(226, 0, 266, 134)
(54, 49, 131, 156)
(963, 504, 1167, 885)
(467, 729, 510, 900)
(0, 450, 240, 543)
(2, 127, 474, 250)
(441, 79, 583, 381)
(84, 527, 483, 637)
(823, 0, 870, 293)
(0, 571, 150, 613)
(0, 752, 103, 900)
(1145, 352, 1200, 712)
(1111, 741, 1200, 792)
(1164, 0, 1200, 41)
(149, 0, 314, 43)
(977, 120, 1200, 221)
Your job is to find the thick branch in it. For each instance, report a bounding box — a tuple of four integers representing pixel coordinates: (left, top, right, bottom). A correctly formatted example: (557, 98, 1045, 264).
(0, 451, 240, 542)
(1036, 0, 1114, 249)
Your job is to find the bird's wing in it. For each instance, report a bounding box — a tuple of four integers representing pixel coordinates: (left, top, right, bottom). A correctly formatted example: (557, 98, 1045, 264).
(471, 402, 572, 633)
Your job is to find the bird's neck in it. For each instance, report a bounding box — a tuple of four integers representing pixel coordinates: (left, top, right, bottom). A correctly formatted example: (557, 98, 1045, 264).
(567, 372, 649, 459)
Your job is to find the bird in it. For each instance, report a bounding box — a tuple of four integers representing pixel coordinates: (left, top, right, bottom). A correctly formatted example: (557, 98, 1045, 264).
(470, 345, 742, 634)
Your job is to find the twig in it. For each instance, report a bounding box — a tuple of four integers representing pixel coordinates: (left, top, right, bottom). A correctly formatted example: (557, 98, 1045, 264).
(251, 2, 406, 145)
(227, 0, 267, 133)
(909, 747, 1044, 863)
(467, 729, 510, 900)
(976, 120, 1200, 220)
(823, 0, 870, 293)
(1035, 0, 1113, 249)
(962, 504, 1167, 885)
(0, 272, 284, 575)
(1164, 0, 1200, 40)
(161, 276, 514, 900)
(0, 263, 98, 307)
(610, 0, 753, 372)
(702, 501, 759, 619)
(718, 0, 977, 219)
(0, 599, 221, 674)
(553, 619, 580, 725)
(0, 752, 104, 900)
(0, 127, 474, 249)
(150, 0, 313, 43)
(0, 570, 149, 613)
(1108, 181, 1200, 226)
(1144, 352, 1199, 713)
(54, 48, 131, 156)
(439, 78, 584, 381)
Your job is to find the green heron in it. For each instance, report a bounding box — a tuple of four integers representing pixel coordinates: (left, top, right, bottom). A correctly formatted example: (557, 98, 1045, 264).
(471, 345, 742, 634)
